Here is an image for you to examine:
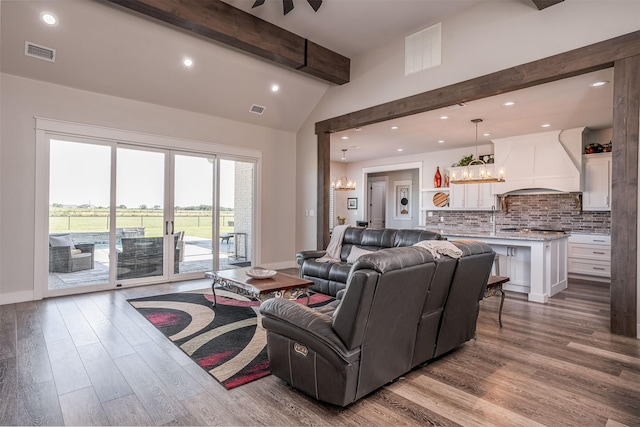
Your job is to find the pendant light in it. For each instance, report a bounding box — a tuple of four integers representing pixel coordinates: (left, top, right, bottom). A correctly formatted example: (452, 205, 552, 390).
(332, 149, 356, 191)
(451, 119, 505, 184)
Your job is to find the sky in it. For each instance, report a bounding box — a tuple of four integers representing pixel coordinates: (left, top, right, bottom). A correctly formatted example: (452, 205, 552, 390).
(49, 139, 238, 209)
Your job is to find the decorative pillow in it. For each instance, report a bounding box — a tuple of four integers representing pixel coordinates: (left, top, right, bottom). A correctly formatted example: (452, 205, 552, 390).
(49, 234, 76, 249)
(70, 249, 82, 255)
(347, 246, 374, 264)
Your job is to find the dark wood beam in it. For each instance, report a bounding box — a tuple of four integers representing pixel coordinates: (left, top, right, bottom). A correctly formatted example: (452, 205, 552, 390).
(316, 31, 640, 134)
(611, 54, 639, 337)
(317, 132, 331, 250)
(316, 30, 640, 337)
(531, 0, 564, 10)
(105, 0, 350, 85)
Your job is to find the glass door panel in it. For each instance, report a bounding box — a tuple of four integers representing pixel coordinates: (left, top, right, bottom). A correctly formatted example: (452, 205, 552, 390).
(115, 147, 166, 281)
(173, 154, 215, 276)
(48, 139, 111, 290)
(219, 159, 254, 270)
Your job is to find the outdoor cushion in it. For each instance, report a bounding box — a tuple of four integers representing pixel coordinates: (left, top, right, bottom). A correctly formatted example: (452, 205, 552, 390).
(49, 234, 76, 249)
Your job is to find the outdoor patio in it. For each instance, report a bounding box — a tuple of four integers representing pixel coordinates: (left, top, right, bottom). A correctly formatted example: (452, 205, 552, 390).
(48, 236, 249, 289)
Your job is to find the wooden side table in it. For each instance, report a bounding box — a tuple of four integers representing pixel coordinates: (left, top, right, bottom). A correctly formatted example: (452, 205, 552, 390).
(485, 275, 509, 327)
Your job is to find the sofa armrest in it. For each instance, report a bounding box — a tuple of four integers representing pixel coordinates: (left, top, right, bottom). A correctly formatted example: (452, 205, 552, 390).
(296, 250, 327, 266)
(49, 246, 71, 272)
(259, 298, 359, 364)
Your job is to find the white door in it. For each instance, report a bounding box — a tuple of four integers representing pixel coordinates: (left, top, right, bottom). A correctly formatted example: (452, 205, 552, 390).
(369, 181, 386, 228)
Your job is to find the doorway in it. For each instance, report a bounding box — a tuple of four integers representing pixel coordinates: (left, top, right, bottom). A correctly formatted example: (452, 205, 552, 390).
(368, 180, 387, 228)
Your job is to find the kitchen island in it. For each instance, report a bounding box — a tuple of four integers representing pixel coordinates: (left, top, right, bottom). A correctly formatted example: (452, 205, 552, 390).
(425, 229, 568, 303)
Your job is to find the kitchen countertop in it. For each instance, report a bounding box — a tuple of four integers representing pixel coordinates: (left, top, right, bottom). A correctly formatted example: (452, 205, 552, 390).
(419, 228, 570, 242)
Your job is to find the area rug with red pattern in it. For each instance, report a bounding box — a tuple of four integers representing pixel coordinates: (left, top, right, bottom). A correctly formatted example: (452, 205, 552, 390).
(128, 288, 334, 389)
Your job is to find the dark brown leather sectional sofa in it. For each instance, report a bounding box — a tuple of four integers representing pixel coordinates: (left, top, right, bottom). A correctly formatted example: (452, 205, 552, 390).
(260, 239, 495, 406)
(296, 227, 442, 297)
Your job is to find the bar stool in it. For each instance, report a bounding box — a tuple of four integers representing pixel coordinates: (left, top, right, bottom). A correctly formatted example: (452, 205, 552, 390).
(485, 254, 509, 327)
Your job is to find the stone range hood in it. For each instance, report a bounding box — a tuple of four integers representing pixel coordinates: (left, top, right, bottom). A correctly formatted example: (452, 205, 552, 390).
(492, 127, 586, 195)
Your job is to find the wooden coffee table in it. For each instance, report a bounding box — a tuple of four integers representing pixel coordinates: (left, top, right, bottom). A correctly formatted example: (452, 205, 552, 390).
(204, 268, 314, 307)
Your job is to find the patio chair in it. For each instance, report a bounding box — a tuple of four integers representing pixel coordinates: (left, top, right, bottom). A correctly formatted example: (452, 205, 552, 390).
(49, 234, 95, 273)
(117, 236, 181, 279)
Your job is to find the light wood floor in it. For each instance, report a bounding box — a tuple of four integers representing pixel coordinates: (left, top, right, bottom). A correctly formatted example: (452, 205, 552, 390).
(1, 276, 639, 426)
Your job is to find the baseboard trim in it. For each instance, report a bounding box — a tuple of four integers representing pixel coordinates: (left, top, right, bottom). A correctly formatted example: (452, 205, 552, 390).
(568, 273, 610, 283)
(0, 290, 37, 305)
(262, 260, 297, 271)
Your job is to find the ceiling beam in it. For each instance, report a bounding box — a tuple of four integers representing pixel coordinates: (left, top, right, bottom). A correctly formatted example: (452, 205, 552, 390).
(316, 31, 640, 134)
(531, 0, 564, 10)
(104, 0, 350, 85)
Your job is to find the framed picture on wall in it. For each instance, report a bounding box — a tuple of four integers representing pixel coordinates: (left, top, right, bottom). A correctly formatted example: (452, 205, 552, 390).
(347, 198, 357, 209)
(394, 180, 412, 219)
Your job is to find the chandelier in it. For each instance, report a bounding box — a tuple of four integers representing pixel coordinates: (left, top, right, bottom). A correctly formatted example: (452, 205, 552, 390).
(332, 149, 356, 191)
(451, 119, 505, 184)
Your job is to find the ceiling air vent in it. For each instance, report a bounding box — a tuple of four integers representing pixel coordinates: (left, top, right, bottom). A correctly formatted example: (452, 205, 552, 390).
(249, 104, 266, 115)
(25, 41, 56, 62)
(445, 103, 467, 110)
(405, 23, 441, 76)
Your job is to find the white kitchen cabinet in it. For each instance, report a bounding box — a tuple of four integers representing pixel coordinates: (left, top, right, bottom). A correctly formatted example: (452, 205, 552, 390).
(568, 233, 611, 280)
(447, 165, 495, 210)
(546, 238, 568, 296)
(582, 153, 612, 211)
(493, 245, 531, 293)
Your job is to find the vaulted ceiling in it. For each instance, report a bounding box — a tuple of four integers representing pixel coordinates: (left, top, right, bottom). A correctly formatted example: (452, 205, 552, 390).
(1, 0, 482, 134)
(3, 0, 601, 165)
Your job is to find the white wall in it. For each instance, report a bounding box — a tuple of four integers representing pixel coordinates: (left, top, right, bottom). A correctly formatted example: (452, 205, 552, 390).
(296, 0, 640, 252)
(0, 74, 297, 303)
(295, 0, 640, 334)
(367, 169, 419, 229)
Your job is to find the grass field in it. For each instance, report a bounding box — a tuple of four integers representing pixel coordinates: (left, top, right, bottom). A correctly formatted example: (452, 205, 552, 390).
(49, 208, 234, 239)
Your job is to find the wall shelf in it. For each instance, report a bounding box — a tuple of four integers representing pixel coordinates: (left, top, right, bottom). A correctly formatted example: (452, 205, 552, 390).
(421, 187, 450, 192)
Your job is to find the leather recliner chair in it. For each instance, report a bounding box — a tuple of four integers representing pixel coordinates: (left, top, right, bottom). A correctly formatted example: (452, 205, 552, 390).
(260, 240, 495, 406)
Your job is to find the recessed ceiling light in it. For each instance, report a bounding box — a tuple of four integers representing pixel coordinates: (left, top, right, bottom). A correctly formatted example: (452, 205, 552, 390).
(40, 12, 57, 26)
(391, 126, 398, 130)
(341, 136, 349, 140)
(503, 101, 516, 106)
(271, 84, 280, 92)
(397, 148, 404, 152)
(437, 140, 445, 144)
(541, 123, 551, 128)
(182, 57, 194, 68)
(483, 133, 491, 137)
(440, 115, 448, 120)
(590, 81, 609, 87)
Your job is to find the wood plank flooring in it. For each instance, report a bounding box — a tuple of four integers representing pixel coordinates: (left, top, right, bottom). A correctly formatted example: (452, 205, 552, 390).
(0, 276, 638, 426)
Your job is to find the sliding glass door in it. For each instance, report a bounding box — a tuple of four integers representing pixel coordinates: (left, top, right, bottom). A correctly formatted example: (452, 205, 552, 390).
(173, 154, 215, 276)
(46, 135, 256, 294)
(48, 139, 112, 291)
(218, 159, 255, 269)
(115, 147, 167, 281)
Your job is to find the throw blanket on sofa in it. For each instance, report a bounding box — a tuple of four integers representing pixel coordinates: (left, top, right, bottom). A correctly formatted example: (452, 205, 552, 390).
(413, 240, 463, 259)
(317, 224, 350, 263)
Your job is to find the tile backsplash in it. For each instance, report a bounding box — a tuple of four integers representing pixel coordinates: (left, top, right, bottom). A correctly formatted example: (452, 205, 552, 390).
(424, 193, 611, 234)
